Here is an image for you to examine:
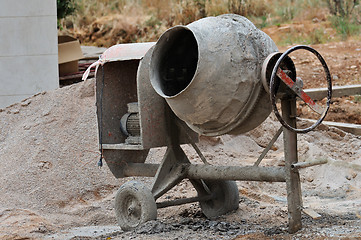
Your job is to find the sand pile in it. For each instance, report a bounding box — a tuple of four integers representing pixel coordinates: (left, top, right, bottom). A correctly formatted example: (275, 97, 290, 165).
(0, 79, 122, 238)
(0, 79, 360, 239)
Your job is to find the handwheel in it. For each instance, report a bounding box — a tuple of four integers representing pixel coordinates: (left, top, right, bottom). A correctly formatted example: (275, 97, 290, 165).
(199, 180, 239, 218)
(269, 45, 332, 133)
(114, 181, 157, 231)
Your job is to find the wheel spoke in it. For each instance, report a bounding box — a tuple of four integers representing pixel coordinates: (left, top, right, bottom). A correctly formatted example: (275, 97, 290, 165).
(277, 68, 324, 115)
(299, 90, 324, 115)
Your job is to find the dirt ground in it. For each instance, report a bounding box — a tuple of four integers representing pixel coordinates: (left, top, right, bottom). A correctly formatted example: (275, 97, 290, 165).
(0, 38, 360, 239)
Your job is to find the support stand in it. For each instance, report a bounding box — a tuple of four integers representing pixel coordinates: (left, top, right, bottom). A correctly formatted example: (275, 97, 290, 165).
(150, 111, 212, 202)
(282, 97, 303, 233)
(113, 95, 329, 232)
(149, 99, 304, 233)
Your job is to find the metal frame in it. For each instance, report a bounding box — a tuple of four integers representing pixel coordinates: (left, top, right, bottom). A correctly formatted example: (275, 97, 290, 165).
(94, 43, 328, 234)
(282, 97, 303, 233)
(106, 99, 326, 233)
(95, 44, 197, 178)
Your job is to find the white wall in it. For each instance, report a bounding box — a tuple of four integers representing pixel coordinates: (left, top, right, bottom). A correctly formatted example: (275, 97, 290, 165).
(0, 0, 58, 108)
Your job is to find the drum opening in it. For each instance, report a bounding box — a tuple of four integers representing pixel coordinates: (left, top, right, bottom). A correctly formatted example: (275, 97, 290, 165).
(150, 27, 198, 97)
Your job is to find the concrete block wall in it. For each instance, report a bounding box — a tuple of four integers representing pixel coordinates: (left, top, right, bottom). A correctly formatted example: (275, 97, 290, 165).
(0, 0, 58, 108)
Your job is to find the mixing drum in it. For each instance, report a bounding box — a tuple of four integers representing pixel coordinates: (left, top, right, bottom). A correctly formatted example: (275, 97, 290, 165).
(150, 14, 278, 136)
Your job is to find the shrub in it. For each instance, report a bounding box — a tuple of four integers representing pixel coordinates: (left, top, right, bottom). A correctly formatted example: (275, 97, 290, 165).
(325, 0, 361, 39)
(57, 0, 77, 28)
(330, 15, 361, 39)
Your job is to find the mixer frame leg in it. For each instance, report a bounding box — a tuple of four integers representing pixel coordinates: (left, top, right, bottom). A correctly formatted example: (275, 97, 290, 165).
(151, 145, 189, 200)
(282, 97, 303, 233)
(151, 111, 195, 200)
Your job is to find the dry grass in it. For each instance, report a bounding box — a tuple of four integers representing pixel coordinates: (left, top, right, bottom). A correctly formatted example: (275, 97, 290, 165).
(58, 0, 359, 47)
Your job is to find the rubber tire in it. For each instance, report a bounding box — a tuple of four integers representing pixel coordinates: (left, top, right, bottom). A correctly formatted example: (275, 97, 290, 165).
(199, 180, 239, 218)
(115, 181, 157, 231)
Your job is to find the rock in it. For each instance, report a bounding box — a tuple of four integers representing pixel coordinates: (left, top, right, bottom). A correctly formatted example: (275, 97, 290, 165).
(21, 99, 32, 106)
(8, 109, 20, 114)
(307, 176, 315, 182)
(136, 220, 174, 234)
(312, 17, 320, 23)
(42, 110, 51, 116)
(216, 223, 228, 232)
(191, 224, 202, 231)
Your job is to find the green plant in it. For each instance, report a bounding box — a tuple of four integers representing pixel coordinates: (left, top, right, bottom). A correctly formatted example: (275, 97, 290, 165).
(331, 15, 361, 39)
(276, 3, 297, 22)
(57, 0, 77, 28)
(145, 15, 162, 28)
(325, 0, 361, 39)
(354, 95, 361, 103)
(310, 27, 328, 44)
(252, 15, 269, 29)
(277, 26, 329, 46)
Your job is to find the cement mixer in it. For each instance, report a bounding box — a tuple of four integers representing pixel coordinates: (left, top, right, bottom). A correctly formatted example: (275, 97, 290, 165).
(93, 14, 332, 233)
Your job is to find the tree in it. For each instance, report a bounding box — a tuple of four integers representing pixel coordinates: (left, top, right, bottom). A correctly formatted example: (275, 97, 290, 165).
(325, 0, 359, 18)
(57, 0, 76, 28)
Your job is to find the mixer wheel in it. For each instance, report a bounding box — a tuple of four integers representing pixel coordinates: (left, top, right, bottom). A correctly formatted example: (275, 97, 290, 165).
(199, 180, 239, 218)
(115, 181, 157, 231)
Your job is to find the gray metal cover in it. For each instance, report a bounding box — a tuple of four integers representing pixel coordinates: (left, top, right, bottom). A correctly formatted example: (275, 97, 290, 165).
(150, 14, 278, 136)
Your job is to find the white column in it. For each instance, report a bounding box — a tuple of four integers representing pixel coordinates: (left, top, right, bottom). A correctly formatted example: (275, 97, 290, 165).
(0, 0, 58, 108)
